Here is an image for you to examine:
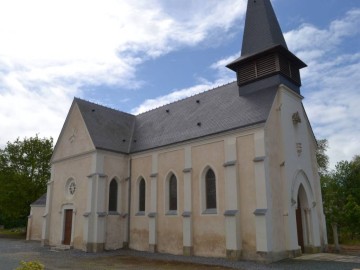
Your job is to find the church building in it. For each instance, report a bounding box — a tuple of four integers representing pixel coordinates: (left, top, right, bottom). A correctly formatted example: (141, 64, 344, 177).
(27, 0, 328, 262)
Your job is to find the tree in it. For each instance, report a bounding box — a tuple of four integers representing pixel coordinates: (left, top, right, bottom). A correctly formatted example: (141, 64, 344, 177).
(316, 139, 329, 176)
(343, 195, 360, 240)
(344, 156, 360, 204)
(321, 155, 360, 243)
(316, 139, 360, 243)
(0, 135, 53, 228)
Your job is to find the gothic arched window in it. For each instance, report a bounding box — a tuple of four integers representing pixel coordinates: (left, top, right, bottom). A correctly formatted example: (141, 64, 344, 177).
(108, 179, 118, 212)
(169, 174, 177, 211)
(139, 178, 146, 212)
(205, 169, 217, 209)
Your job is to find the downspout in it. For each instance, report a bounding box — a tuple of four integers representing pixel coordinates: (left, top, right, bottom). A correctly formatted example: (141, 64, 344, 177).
(127, 116, 135, 248)
(126, 157, 132, 248)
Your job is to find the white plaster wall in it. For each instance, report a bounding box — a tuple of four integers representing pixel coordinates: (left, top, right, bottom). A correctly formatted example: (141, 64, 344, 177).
(48, 102, 96, 249)
(103, 152, 130, 249)
(105, 215, 123, 250)
(52, 103, 95, 162)
(49, 154, 93, 249)
(103, 153, 129, 213)
(128, 127, 262, 258)
(157, 149, 184, 255)
(191, 140, 226, 257)
(236, 134, 257, 254)
(264, 90, 287, 253)
(48, 98, 132, 251)
(27, 206, 45, 241)
(129, 155, 151, 251)
(269, 85, 325, 251)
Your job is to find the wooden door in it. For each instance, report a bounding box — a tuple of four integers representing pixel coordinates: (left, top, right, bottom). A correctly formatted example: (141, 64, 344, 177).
(63, 209, 73, 245)
(296, 197, 304, 252)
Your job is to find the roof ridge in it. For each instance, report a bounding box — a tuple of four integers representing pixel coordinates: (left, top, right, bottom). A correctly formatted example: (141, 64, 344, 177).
(136, 81, 237, 116)
(74, 97, 135, 117)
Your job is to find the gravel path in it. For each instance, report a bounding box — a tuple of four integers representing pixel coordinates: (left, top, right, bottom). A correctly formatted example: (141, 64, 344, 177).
(1, 238, 359, 270)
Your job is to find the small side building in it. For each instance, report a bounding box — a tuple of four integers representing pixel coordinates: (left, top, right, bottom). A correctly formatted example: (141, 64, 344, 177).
(26, 193, 46, 241)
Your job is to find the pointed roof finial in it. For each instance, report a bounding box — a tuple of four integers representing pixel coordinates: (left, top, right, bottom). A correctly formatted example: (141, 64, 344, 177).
(241, 0, 287, 57)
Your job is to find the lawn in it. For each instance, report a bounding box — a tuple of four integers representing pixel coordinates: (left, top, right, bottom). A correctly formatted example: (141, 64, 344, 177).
(0, 228, 26, 239)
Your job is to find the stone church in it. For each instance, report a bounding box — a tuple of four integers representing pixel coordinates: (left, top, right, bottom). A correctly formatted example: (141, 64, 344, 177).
(27, 0, 328, 262)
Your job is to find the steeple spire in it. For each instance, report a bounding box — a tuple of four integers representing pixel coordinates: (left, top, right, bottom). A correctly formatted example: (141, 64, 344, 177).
(227, 0, 306, 95)
(241, 0, 287, 57)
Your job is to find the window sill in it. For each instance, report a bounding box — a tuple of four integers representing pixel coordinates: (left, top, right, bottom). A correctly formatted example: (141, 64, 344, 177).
(166, 210, 178, 216)
(108, 211, 121, 216)
(135, 211, 145, 216)
(202, 209, 217, 215)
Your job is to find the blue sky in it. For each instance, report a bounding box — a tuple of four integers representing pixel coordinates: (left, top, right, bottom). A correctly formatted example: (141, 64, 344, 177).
(0, 0, 359, 169)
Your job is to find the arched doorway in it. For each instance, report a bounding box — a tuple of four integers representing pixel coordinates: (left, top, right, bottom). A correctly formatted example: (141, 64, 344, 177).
(296, 184, 311, 253)
(289, 170, 322, 254)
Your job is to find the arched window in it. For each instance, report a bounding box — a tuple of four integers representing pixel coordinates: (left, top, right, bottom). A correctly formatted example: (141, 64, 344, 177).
(108, 179, 118, 212)
(169, 174, 177, 211)
(139, 178, 146, 212)
(205, 169, 216, 209)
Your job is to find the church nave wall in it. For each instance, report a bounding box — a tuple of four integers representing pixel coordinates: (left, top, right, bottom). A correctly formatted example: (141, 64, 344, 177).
(156, 149, 184, 255)
(191, 140, 226, 257)
(127, 129, 263, 258)
(129, 155, 151, 251)
(236, 134, 257, 256)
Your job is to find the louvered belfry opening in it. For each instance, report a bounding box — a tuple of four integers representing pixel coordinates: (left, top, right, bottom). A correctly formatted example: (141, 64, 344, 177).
(226, 0, 306, 94)
(236, 52, 302, 86)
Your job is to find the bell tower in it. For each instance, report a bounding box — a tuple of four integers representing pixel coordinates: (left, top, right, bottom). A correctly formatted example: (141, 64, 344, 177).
(227, 0, 306, 95)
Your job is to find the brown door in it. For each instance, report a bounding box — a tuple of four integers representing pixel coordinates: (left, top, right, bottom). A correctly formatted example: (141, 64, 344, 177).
(296, 197, 304, 252)
(63, 209, 73, 245)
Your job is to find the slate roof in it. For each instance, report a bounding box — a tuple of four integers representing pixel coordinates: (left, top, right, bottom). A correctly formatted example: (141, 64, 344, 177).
(227, 0, 289, 70)
(69, 0, 285, 155)
(75, 98, 135, 153)
(31, 193, 47, 206)
(75, 82, 278, 154)
(241, 0, 287, 57)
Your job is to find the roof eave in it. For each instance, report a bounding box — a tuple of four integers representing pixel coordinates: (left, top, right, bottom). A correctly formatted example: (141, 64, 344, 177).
(130, 120, 267, 154)
(226, 45, 307, 71)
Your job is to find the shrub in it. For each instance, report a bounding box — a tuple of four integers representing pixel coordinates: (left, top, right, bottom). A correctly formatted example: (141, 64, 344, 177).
(15, 261, 44, 270)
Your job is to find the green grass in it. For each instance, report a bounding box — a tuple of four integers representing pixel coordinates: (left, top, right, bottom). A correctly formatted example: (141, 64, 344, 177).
(342, 239, 360, 246)
(0, 228, 26, 238)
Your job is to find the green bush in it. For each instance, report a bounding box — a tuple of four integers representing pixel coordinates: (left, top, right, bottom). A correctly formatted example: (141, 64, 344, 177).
(15, 261, 44, 270)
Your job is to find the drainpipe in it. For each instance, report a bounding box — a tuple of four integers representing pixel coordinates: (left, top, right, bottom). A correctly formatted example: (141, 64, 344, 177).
(126, 157, 132, 248)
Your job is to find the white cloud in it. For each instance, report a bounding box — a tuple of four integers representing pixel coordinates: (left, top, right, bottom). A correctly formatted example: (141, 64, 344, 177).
(131, 77, 235, 115)
(134, 8, 360, 169)
(303, 55, 360, 168)
(0, 0, 246, 146)
(1, 0, 358, 171)
(285, 9, 360, 168)
(285, 9, 360, 62)
(131, 51, 241, 114)
(131, 83, 212, 115)
(210, 52, 240, 79)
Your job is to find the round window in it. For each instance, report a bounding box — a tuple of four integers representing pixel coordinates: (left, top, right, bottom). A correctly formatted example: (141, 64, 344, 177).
(65, 179, 76, 199)
(69, 181, 76, 195)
